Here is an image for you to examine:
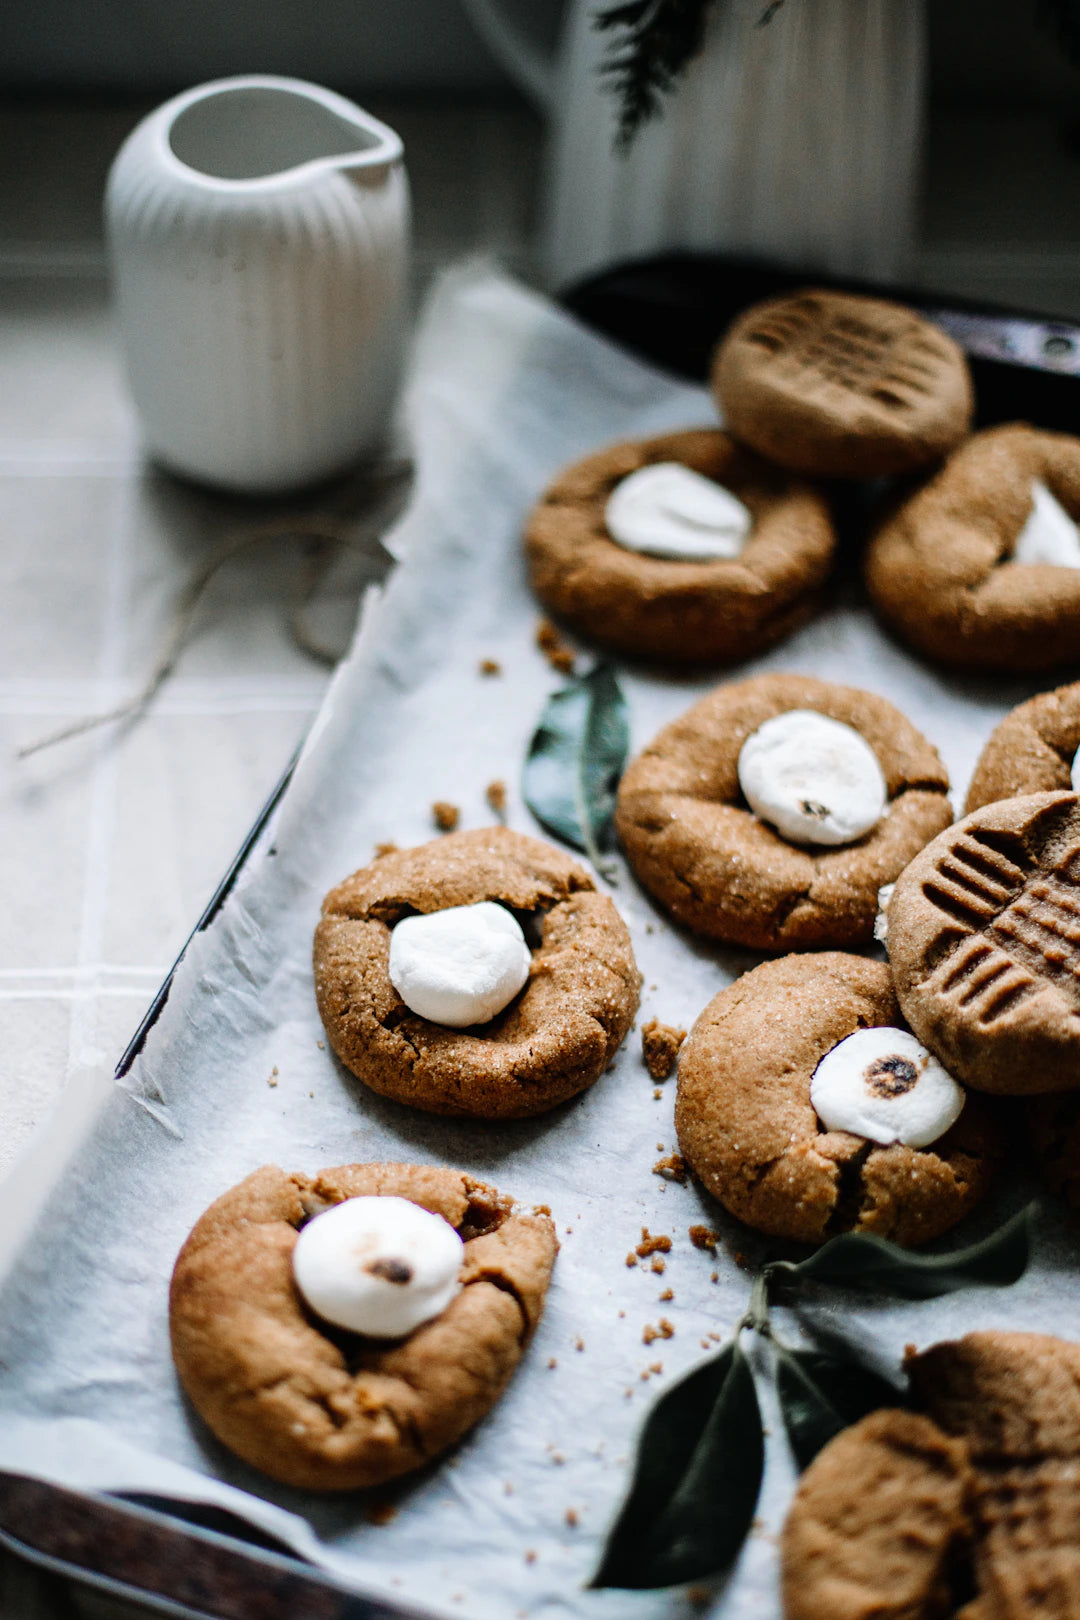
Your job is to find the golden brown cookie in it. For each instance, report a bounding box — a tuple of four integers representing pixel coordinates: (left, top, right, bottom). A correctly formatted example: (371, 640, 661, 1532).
(910, 1332, 1080, 1618)
(170, 1163, 557, 1491)
(674, 954, 1000, 1246)
(615, 673, 952, 952)
(965, 682, 1080, 814)
(865, 424, 1080, 672)
(524, 428, 836, 665)
(313, 827, 641, 1118)
(887, 791, 1080, 1095)
(781, 1408, 974, 1620)
(712, 289, 973, 479)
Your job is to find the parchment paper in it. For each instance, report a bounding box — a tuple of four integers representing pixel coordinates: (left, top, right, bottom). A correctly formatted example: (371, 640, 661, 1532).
(0, 262, 1077, 1620)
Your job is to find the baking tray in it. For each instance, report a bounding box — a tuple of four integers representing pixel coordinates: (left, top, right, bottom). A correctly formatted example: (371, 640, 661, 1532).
(4, 252, 1080, 1619)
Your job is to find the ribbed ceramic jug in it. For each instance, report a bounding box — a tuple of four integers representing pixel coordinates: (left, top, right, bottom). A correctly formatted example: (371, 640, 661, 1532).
(106, 76, 410, 494)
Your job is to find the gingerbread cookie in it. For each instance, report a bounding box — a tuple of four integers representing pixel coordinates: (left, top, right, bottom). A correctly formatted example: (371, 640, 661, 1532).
(712, 289, 973, 480)
(675, 954, 1000, 1246)
(865, 424, 1080, 671)
(314, 827, 640, 1118)
(887, 791, 1080, 1094)
(965, 682, 1080, 814)
(615, 673, 952, 952)
(524, 428, 836, 665)
(170, 1163, 557, 1491)
(784, 1331, 1080, 1620)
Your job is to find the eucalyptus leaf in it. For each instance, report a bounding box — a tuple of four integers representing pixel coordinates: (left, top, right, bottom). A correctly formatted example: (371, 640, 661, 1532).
(522, 663, 629, 865)
(591, 1339, 764, 1590)
(768, 1204, 1035, 1301)
(775, 1344, 906, 1471)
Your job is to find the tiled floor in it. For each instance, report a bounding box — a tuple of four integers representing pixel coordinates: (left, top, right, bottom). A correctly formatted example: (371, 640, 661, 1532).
(0, 84, 1077, 1619)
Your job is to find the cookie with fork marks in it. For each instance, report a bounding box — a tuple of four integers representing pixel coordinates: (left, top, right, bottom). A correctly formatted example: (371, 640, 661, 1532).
(887, 792, 1080, 1094)
(712, 289, 973, 480)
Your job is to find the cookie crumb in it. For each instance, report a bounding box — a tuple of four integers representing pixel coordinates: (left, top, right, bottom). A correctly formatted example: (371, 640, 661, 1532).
(642, 1319, 674, 1345)
(689, 1224, 719, 1252)
(711, 1271, 719, 1283)
(565, 1508, 579, 1528)
(641, 1018, 687, 1080)
(650, 1256, 666, 1274)
(432, 801, 460, 831)
(267, 1067, 278, 1088)
(551, 1452, 565, 1465)
(524, 1550, 537, 1565)
(659, 1288, 674, 1301)
(624, 1387, 634, 1398)
(653, 1088, 663, 1100)
(618, 1310, 626, 1318)
(701, 1338, 711, 1349)
(547, 1358, 558, 1369)
(574, 1336, 585, 1352)
(374, 840, 398, 858)
(316, 1040, 325, 1050)
(486, 779, 507, 820)
(650, 1361, 663, 1375)
(635, 1228, 672, 1258)
(536, 617, 576, 675)
(652, 1152, 687, 1184)
(366, 1500, 396, 1525)
(479, 658, 501, 676)
(625, 1251, 638, 1267)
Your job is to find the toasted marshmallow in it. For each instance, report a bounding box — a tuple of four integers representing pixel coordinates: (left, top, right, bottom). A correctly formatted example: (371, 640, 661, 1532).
(737, 710, 887, 847)
(388, 901, 530, 1027)
(293, 1195, 464, 1338)
(604, 462, 752, 562)
(811, 1027, 965, 1149)
(1013, 480, 1080, 568)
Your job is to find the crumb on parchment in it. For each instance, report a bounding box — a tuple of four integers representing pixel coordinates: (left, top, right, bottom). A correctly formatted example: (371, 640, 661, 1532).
(486, 779, 507, 820)
(641, 1018, 686, 1080)
(479, 657, 501, 676)
(653, 1153, 687, 1184)
(642, 1319, 675, 1345)
(267, 1067, 278, 1088)
(636, 1227, 672, 1258)
(659, 1288, 674, 1301)
(565, 1508, 579, 1527)
(689, 1224, 719, 1252)
(432, 801, 460, 831)
(650, 1256, 666, 1274)
(536, 617, 575, 675)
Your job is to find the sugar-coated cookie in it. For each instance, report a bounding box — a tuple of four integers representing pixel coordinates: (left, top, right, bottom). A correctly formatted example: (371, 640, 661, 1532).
(675, 954, 1000, 1247)
(784, 1331, 1080, 1620)
(866, 424, 1080, 671)
(965, 681, 1080, 813)
(615, 673, 952, 952)
(170, 1163, 557, 1491)
(524, 428, 835, 665)
(712, 289, 973, 479)
(314, 827, 640, 1118)
(887, 791, 1080, 1094)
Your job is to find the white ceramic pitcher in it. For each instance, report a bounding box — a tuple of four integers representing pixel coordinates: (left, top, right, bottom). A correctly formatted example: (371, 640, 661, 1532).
(462, 0, 926, 289)
(106, 76, 410, 494)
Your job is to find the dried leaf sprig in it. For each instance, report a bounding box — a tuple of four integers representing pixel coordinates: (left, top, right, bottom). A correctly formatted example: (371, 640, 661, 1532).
(592, 1204, 1035, 1591)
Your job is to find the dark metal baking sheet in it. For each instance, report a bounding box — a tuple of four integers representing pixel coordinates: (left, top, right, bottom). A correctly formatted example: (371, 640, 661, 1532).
(5, 250, 1079, 1619)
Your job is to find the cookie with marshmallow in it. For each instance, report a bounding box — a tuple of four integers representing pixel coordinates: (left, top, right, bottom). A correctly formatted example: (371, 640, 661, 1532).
(616, 672, 952, 952)
(965, 679, 1080, 815)
(314, 826, 640, 1118)
(170, 1162, 557, 1490)
(866, 423, 1080, 672)
(525, 428, 836, 665)
(675, 954, 1001, 1247)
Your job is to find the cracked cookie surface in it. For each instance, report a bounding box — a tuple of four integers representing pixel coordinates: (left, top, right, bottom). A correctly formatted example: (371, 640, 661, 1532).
(887, 792, 1080, 1094)
(712, 288, 973, 479)
(674, 954, 1000, 1247)
(615, 673, 952, 952)
(169, 1162, 558, 1491)
(866, 424, 1080, 671)
(313, 827, 641, 1118)
(965, 681, 1080, 814)
(524, 428, 835, 665)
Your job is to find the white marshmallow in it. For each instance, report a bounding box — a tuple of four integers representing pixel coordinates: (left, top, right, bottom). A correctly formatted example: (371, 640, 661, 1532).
(388, 901, 531, 1028)
(604, 462, 752, 562)
(873, 882, 895, 946)
(293, 1195, 464, 1338)
(737, 710, 887, 847)
(811, 1027, 965, 1149)
(1072, 747, 1080, 793)
(1013, 480, 1080, 568)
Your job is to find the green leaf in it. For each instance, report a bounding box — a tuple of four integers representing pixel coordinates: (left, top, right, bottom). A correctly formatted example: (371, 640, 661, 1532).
(768, 1204, 1035, 1301)
(775, 1344, 906, 1471)
(591, 1339, 764, 1590)
(522, 663, 629, 867)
